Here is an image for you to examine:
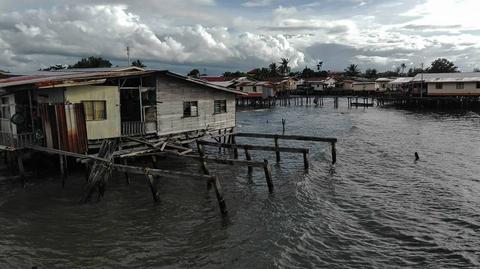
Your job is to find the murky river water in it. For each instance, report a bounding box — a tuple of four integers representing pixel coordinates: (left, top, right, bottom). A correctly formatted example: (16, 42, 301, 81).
(1, 99, 480, 268)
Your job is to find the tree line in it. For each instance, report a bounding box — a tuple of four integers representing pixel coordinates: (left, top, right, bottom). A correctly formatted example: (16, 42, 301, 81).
(40, 56, 146, 71)
(189, 57, 466, 80)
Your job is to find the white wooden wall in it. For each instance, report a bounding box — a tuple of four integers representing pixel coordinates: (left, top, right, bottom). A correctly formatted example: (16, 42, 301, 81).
(156, 75, 236, 136)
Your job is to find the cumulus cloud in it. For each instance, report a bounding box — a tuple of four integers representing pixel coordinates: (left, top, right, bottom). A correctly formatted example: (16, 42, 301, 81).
(0, 4, 306, 72)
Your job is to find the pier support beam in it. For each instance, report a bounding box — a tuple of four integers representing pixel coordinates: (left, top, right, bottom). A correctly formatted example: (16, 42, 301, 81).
(17, 151, 26, 188)
(263, 159, 273, 193)
(331, 142, 337, 164)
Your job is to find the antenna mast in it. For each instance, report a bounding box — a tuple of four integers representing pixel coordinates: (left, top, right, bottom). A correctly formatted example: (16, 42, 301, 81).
(127, 46, 131, 66)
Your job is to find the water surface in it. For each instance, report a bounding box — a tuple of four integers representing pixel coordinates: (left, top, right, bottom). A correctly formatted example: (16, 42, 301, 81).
(1, 99, 479, 268)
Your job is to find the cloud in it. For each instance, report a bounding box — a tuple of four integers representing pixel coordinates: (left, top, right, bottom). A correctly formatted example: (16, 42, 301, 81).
(242, 0, 278, 7)
(0, 4, 306, 72)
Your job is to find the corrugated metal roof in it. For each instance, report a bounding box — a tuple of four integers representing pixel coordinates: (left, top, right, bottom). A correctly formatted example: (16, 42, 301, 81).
(412, 72, 480, 82)
(389, 77, 414, 84)
(0, 68, 247, 96)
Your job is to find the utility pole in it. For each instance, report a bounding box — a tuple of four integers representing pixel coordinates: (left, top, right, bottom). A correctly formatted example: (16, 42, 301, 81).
(126, 46, 131, 66)
(420, 63, 424, 98)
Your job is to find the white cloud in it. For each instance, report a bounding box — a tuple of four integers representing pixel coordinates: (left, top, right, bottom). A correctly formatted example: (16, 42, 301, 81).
(242, 0, 278, 7)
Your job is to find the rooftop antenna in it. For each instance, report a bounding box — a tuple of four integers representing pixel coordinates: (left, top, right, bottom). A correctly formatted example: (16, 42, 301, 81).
(126, 46, 131, 66)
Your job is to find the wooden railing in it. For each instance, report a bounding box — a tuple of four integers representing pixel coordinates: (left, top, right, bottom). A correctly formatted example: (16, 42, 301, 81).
(121, 121, 146, 136)
(0, 132, 36, 149)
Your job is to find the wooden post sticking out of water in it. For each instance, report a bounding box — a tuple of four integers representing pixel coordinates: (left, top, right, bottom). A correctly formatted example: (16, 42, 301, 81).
(282, 118, 286, 134)
(59, 155, 66, 188)
(17, 151, 25, 188)
(232, 134, 238, 159)
(118, 139, 130, 185)
(263, 159, 273, 193)
(244, 148, 253, 177)
(211, 176, 228, 215)
(303, 150, 309, 170)
(196, 142, 211, 189)
(274, 135, 280, 162)
(331, 142, 337, 164)
(145, 170, 160, 203)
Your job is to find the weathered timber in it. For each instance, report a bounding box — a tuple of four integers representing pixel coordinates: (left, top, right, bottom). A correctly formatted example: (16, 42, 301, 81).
(60, 155, 66, 188)
(16, 151, 25, 188)
(331, 142, 337, 164)
(234, 133, 337, 143)
(145, 172, 160, 202)
(303, 151, 309, 170)
(82, 140, 117, 203)
(196, 143, 210, 176)
(244, 148, 253, 177)
(113, 163, 228, 215)
(197, 140, 309, 154)
(263, 159, 273, 193)
(274, 137, 280, 162)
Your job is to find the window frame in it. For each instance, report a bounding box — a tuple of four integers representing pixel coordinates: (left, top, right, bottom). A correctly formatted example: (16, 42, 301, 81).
(435, 83, 443, 89)
(82, 100, 107, 121)
(214, 100, 227, 114)
(476, 82, 480, 89)
(183, 101, 199, 118)
(456, 82, 464, 89)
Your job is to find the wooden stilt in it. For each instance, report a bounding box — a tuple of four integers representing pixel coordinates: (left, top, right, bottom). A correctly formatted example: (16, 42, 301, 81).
(331, 142, 337, 164)
(244, 148, 253, 178)
(145, 172, 160, 202)
(263, 159, 273, 193)
(60, 154, 66, 188)
(17, 151, 25, 188)
(274, 136, 280, 162)
(303, 150, 309, 170)
(211, 176, 227, 215)
(232, 135, 238, 159)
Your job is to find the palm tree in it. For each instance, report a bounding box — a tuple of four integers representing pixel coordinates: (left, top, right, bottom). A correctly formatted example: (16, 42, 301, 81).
(400, 63, 407, 75)
(269, 62, 278, 76)
(317, 61, 323, 71)
(344, 64, 360, 77)
(278, 58, 291, 76)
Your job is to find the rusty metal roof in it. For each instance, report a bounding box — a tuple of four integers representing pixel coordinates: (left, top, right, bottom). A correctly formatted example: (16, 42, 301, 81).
(0, 68, 246, 96)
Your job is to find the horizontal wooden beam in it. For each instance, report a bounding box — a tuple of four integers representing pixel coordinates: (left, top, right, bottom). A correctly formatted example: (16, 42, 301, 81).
(26, 145, 108, 162)
(197, 140, 309, 154)
(234, 133, 338, 143)
(112, 164, 215, 181)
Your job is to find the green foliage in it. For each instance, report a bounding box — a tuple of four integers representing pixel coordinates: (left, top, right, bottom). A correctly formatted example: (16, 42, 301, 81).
(278, 58, 291, 76)
(407, 68, 424, 77)
(269, 62, 278, 76)
(344, 64, 361, 77)
(301, 67, 315, 78)
(426, 58, 458, 73)
(131, 59, 146, 68)
(69, 56, 112, 68)
(364, 68, 378, 79)
(187, 69, 200, 78)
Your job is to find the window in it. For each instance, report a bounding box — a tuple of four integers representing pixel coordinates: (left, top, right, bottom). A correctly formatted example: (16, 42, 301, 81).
(476, 82, 480, 89)
(240, 87, 244, 91)
(253, 86, 257, 92)
(456, 82, 464, 89)
(214, 100, 227, 114)
(183, 101, 198, 117)
(435, 83, 443, 89)
(0, 97, 10, 119)
(82, 101, 106, 121)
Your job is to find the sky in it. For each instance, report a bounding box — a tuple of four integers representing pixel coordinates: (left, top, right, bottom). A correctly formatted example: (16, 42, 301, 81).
(1, 0, 480, 75)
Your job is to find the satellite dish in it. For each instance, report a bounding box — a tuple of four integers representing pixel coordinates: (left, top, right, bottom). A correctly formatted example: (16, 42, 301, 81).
(10, 113, 25, 125)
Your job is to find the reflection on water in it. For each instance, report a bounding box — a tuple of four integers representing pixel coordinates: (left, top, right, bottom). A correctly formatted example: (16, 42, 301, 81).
(1, 99, 479, 268)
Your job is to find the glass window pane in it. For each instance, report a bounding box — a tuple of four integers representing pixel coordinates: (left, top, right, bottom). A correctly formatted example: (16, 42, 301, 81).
(94, 101, 106, 120)
(83, 101, 94, 121)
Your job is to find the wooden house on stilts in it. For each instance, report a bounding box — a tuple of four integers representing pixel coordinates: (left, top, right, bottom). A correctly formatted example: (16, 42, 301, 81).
(0, 67, 246, 153)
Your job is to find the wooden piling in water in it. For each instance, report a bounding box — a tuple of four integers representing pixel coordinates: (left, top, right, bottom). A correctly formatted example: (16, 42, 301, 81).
(59, 155, 66, 188)
(274, 136, 280, 162)
(331, 142, 337, 164)
(145, 171, 160, 202)
(16, 151, 25, 188)
(263, 159, 273, 193)
(244, 148, 253, 177)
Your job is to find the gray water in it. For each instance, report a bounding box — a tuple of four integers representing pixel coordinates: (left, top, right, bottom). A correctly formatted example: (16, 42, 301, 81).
(1, 99, 479, 268)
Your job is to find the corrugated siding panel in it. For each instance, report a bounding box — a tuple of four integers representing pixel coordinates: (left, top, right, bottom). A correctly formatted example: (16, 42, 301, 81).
(40, 103, 88, 153)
